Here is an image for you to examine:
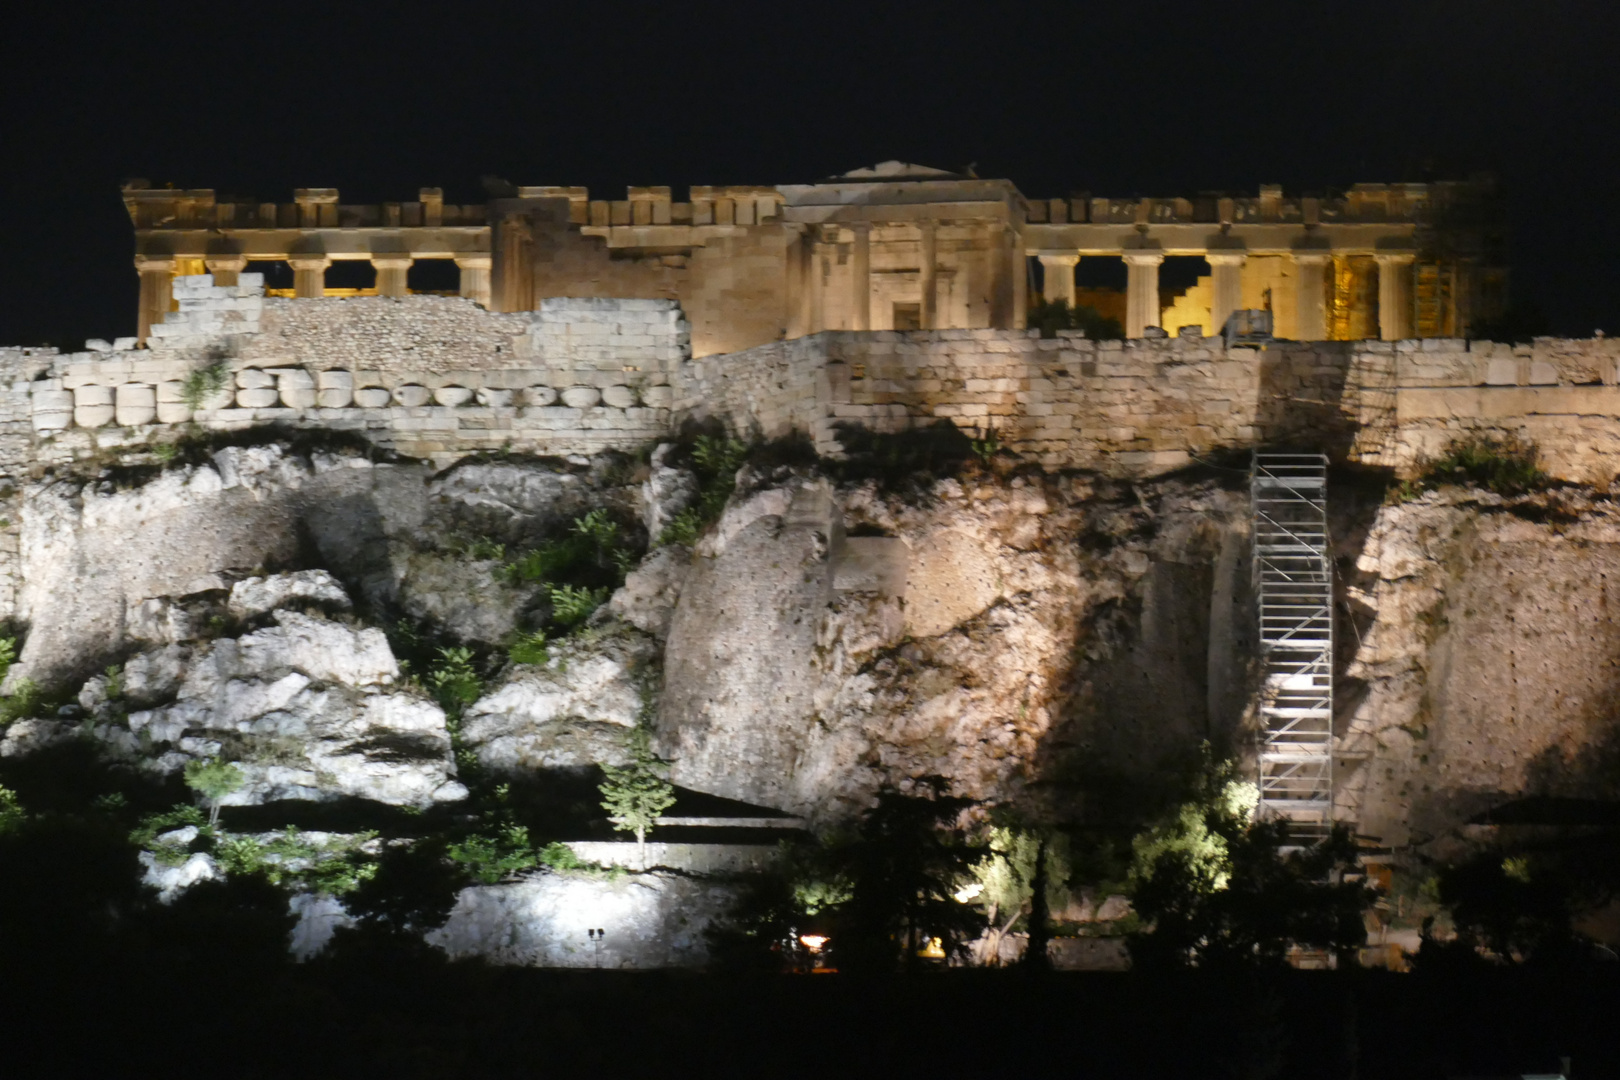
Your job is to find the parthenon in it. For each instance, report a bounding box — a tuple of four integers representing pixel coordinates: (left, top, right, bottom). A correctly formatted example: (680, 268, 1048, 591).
(124, 161, 1506, 353)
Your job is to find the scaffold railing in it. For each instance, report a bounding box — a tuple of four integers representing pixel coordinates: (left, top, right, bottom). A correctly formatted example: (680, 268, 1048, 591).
(1252, 452, 1333, 839)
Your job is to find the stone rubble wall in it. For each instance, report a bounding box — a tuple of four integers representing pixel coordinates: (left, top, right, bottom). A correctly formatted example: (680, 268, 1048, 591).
(11, 274, 1620, 483)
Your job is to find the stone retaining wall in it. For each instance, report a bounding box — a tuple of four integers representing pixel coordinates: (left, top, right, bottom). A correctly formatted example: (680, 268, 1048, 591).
(11, 275, 1620, 482)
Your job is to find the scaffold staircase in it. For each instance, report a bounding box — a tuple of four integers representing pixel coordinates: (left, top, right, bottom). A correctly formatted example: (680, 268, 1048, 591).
(1252, 452, 1334, 841)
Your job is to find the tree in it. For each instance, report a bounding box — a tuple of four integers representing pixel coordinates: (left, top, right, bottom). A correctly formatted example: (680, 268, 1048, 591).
(183, 758, 245, 829)
(1126, 766, 1373, 970)
(834, 778, 986, 972)
(599, 727, 675, 868)
(970, 823, 1071, 965)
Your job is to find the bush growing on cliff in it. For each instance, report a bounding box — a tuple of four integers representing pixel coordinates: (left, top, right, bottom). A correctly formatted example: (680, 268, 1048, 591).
(179, 361, 231, 411)
(1418, 434, 1548, 495)
(657, 434, 748, 546)
(183, 758, 245, 829)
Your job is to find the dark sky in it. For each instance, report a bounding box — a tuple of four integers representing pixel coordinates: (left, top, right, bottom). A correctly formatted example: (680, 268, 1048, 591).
(4, 0, 1617, 346)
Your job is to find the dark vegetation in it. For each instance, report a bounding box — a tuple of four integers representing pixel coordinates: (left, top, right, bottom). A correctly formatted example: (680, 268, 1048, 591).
(1413, 433, 1549, 496)
(1026, 297, 1126, 341)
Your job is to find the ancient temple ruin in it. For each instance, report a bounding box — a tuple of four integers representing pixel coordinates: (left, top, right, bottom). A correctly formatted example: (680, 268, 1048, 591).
(123, 162, 1506, 351)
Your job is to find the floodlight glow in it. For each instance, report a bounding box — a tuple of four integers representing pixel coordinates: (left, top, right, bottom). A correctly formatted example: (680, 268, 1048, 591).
(800, 934, 828, 951)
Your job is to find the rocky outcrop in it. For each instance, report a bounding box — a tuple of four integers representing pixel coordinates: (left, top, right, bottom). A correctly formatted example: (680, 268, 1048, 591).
(427, 867, 741, 968)
(1342, 487, 1620, 847)
(461, 629, 658, 772)
(659, 468, 1253, 823)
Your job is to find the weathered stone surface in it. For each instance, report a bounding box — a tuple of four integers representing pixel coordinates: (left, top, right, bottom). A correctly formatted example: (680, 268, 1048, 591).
(427, 868, 742, 968)
(228, 569, 351, 621)
(607, 547, 690, 638)
(462, 631, 658, 771)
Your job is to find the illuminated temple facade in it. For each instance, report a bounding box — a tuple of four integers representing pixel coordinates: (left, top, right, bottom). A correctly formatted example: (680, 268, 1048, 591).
(124, 162, 1506, 354)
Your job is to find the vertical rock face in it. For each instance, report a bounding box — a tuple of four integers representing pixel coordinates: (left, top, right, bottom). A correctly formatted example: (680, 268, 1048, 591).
(659, 470, 1254, 823)
(1344, 489, 1620, 847)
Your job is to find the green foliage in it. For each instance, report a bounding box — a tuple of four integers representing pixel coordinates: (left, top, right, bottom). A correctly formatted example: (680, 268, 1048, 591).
(179, 361, 231, 411)
(214, 827, 380, 896)
(183, 758, 245, 828)
(970, 429, 1001, 466)
(571, 508, 621, 550)
(0, 676, 42, 727)
(103, 664, 123, 701)
(151, 442, 179, 465)
(427, 647, 483, 714)
(130, 803, 208, 866)
(537, 840, 589, 871)
(1124, 759, 1372, 969)
(507, 628, 550, 667)
(0, 785, 24, 834)
(1026, 298, 1125, 341)
(599, 727, 676, 860)
(548, 584, 607, 629)
(447, 823, 538, 884)
(0, 637, 15, 684)
(971, 824, 1071, 931)
(656, 434, 750, 547)
(1418, 434, 1548, 495)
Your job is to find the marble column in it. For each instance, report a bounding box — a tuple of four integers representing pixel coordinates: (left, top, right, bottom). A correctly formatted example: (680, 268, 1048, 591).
(455, 256, 492, 309)
(1207, 251, 1247, 334)
(372, 256, 413, 298)
(134, 255, 175, 343)
(1375, 252, 1416, 341)
(850, 223, 871, 330)
(288, 257, 330, 299)
(918, 222, 938, 329)
(1293, 253, 1330, 341)
(1038, 253, 1079, 307)
(1010, 234, 1028, 331)
(204, 255, 248, 288)
(1123, 251, 1164, 338)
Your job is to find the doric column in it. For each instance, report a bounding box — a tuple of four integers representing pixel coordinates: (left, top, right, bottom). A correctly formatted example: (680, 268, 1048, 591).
(1293, 252, 1330, 340)
(1207, 251, 1247, 334)
(1012, 243, 1028, 331)
(134, 255, 175, 343)
(372, 256, 413, 298)
(288, 256, 331, 299)
(1375, 252, 1416, 341)
(1123, 251, 1164, 338)
(918, 222, 938, 329)
(850, 223, 872, 330)
(455, 256, 492, 308)
(808, 229, 827, 333)
(1038, 253, 1079, 307)
(204, 255, 248, 288)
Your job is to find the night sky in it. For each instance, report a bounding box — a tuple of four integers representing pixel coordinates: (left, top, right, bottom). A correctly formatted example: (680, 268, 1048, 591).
(4, 0, 1617, 346)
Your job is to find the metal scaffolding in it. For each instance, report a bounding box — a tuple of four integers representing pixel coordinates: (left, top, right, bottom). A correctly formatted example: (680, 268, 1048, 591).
(1252, 452, 1334, 838)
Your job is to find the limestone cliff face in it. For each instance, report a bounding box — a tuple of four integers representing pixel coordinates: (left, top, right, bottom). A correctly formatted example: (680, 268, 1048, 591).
(1343, 487, 1620, 848)
(658, 468, 1256, 823)
(10, 435, 1618, 844)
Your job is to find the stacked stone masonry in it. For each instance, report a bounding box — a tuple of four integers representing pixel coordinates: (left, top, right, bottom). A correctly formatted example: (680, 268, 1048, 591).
(10, 276, 1620, 485)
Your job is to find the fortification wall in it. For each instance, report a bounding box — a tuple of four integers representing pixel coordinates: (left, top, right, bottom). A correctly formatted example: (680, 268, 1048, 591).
(10, 275, 1620, 487)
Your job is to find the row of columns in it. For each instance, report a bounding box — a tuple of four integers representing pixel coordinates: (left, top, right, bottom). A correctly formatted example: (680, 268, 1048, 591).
(135, 255, 494, 341)
(1034, 249, 1416, 341)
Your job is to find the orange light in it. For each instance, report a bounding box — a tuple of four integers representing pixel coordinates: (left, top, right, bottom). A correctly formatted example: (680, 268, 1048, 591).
(799, 934, 828, 952)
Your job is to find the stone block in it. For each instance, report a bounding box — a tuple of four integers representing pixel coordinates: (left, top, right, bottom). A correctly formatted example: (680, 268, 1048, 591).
(236, 387, 279, 408)
(74, 404, 115, 428)
(316, 370, 353, 390)
(434, 386, 474, 407)
(353, 388, 391, 408)
(317, 388, 354, 408)
(523, 386, 559, 406)
(236, 368, 275, 389)
(156, 401, 192, 424)
(115, 384, 157, 426)
(279, 385, 317, 409)
(561, 386, 601, 409)
(1529, 361, 1559, 385)
(393, 385, 432, 407)
(601, 385, 636, 408)
(476, 388, 514, 407)
(640, 385, 673, 407)
(74, 384, 114, 408)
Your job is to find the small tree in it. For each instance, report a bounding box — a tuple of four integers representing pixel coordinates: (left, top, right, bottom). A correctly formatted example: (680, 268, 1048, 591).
(599, 727, 675, 868)
(184, 758, 245, 829)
